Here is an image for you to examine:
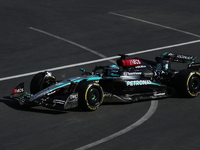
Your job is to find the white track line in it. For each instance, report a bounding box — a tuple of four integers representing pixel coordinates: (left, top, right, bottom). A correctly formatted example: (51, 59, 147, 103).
(1, 39, 200, 82)
(29, 27, 108, 59)
(75, 100, 158, 150)
(29, 27, 116, 64)
(109, 12, 200, 38)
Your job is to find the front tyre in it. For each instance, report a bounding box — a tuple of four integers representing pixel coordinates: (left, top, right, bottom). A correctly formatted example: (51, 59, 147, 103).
(30, 72, 57, 94)
(174, 69, 200, 98)
(78, 82, 104, 111)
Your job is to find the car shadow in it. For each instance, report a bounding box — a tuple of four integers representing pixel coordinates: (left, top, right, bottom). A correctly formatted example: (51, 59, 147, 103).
(102, 93, 184, 105)
(1, 93, 185, 114)
(1, 96, 81, 114)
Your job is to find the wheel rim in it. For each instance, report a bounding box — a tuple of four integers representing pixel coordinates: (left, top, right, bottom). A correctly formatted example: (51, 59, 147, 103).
(189, 76, 200, 94)
(88, 88, 100, 105)
(92, 93, 97, 100)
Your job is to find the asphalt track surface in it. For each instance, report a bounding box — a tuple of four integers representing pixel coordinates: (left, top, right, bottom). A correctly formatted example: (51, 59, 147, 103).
(1, 1, 200, 150)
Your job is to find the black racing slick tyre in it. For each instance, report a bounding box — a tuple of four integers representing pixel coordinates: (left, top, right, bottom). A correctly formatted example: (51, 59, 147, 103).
(77, 82, 104, 111)
(174, 69, 200, 98)
(30, 72, 57, 94)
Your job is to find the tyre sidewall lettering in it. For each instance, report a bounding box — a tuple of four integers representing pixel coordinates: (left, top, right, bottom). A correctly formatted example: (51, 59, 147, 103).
(187, 72, 200, 97)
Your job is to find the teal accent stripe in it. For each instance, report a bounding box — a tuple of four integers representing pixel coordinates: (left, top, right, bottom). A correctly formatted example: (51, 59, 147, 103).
(192, 57, 198, 61)
(151, 82, 161, 86)
(87, 77, 102, 81)
(162, 52, 168, 57)
(48, 76, 102, 92)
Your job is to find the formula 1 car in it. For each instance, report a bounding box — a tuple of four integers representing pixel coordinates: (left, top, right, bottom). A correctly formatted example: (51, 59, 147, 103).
(10, 52, 200, 111)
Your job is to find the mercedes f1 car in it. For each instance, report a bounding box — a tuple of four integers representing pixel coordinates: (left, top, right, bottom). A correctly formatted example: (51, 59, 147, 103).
(10, 52, 200, 111)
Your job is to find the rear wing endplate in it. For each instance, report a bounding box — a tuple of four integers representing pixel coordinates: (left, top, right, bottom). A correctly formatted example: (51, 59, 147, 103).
(161, 52, 197, 63)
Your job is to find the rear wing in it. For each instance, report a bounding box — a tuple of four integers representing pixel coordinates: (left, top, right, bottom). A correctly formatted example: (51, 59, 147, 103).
(156, 52, 200, 71)
(161, 52, 197, 63)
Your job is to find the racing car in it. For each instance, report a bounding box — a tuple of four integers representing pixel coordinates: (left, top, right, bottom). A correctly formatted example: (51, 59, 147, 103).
(10, 52, 200, 111)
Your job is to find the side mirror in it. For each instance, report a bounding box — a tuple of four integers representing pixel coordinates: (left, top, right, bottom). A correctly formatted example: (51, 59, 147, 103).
(80, 68, 85, 72)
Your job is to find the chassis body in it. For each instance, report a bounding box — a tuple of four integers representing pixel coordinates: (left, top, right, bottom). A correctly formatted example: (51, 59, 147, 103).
(11, 52, 200, 111)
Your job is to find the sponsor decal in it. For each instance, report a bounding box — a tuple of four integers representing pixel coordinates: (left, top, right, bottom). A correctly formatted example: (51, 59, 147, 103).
(104, 93, 112, 97)
(190, 63, 200, 67)
(69, 93, 78, 100)
(122, 59, 142, 67)
(123, 72, 142, 76)
(177, 54, 193, 60)
(168, 53, 174, 56)
(47, 90, 56, 95)
(129, 59, 141, 65)
(53, 99, 65, 105)
(144, 72, 153, 76)
(135, 65, 146, 69)
(154, 93, 165, 96)
(126, 80, 152, 86)
(12, 88, 24, 94)
(168, 53, 193, 60)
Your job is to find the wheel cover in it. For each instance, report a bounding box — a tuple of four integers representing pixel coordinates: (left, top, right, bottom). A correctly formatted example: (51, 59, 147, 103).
(189, 76, 200, 94)
(92, 93, 97, 100)
(87, 88, 100, 106)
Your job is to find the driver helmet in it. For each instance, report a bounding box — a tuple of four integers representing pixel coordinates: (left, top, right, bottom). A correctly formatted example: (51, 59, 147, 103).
(108, 65, 119, 76)
(109, 65, 119, 69)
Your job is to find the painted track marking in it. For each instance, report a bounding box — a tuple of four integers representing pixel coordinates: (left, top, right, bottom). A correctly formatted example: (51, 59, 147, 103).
(29, 27, 116, 65)
(75, 100, 158, 150)
(1, 39, 200, 82)
(109, 12, 200, 38)
(29, 27, 107, 58)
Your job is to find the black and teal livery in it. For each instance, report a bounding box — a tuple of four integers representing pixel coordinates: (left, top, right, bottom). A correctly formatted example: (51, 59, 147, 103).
(10, 52, 200, 111)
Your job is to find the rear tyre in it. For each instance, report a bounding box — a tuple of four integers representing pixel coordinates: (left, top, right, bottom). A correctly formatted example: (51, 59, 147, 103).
(30, 72, 57, 94)
(174, 69, 200, 97)
(77, 82, 104, 111)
